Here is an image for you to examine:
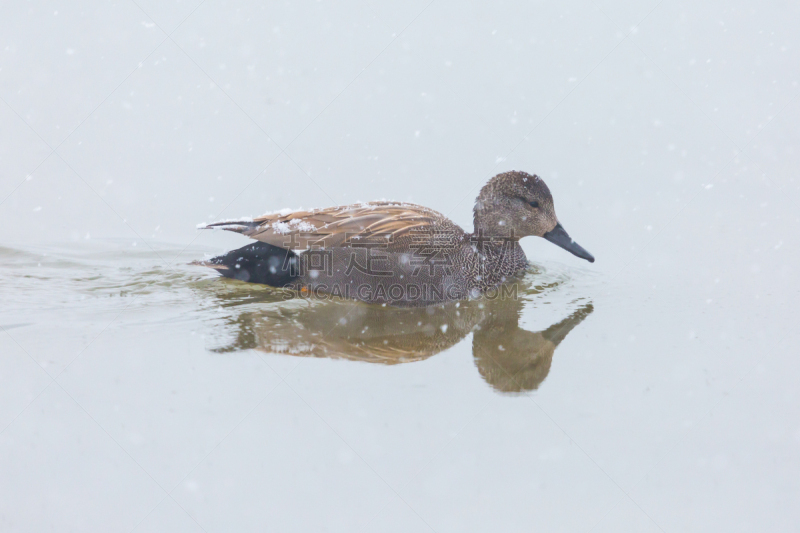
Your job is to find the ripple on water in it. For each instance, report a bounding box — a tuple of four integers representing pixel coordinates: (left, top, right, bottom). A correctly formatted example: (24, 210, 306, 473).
(2, 242, 596, 393)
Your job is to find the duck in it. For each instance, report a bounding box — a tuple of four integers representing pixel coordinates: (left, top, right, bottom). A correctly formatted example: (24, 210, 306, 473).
(196, 170, 594, 306)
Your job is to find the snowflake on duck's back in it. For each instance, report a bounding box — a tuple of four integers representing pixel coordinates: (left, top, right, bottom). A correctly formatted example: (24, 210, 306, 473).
(288, 218, 316, 232)
(271, 221, 291, 234)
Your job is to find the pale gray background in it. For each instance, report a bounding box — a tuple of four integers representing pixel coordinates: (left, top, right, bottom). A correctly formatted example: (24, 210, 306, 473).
(1, 0, 799, 532)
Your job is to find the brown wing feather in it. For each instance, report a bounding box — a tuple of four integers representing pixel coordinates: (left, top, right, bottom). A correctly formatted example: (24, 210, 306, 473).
(205, 202, 463, 251)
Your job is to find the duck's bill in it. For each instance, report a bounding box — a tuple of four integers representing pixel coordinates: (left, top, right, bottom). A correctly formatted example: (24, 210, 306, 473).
(543, 222, 595, 263)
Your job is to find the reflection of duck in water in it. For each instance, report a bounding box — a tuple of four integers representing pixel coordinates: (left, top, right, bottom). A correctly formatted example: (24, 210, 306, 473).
(207, 274, 593, 393)
(470, 299, 592, 393)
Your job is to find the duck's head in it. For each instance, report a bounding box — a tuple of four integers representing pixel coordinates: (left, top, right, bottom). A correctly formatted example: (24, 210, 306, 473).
(473, 170, 595, 263)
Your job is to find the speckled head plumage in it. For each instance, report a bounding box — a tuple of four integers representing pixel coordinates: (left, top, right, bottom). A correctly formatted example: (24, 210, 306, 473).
(474, 171, 594, 262)
(473, 171, 556, 237)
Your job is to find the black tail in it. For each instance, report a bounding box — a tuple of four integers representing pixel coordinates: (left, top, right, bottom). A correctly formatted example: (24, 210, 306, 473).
(200, 242, 299, 287)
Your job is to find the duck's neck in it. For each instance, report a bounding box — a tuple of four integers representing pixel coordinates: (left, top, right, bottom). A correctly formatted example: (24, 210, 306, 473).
(473, 197, 514, 238)
(472, 205, 522, 248)
(472, 199, 528, 276)
(467, 227, 528, 279)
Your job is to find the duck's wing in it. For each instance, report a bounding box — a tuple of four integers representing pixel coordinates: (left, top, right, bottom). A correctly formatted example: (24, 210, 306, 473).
(202, 201, 464, 251)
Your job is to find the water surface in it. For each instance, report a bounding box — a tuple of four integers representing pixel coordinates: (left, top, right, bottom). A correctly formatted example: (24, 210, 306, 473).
(2, 0, 799, 530)
(2, 242, 594, 394)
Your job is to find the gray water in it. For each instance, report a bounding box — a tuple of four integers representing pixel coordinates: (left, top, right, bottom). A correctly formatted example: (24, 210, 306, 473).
(2, 1, 799, 532)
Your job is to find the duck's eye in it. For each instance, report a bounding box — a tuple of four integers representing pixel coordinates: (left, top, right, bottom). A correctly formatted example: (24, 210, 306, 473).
(529, 200, 539, 208)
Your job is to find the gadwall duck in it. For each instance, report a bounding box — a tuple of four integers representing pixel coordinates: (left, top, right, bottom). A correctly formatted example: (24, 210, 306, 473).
(197, 171, 594, 306)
